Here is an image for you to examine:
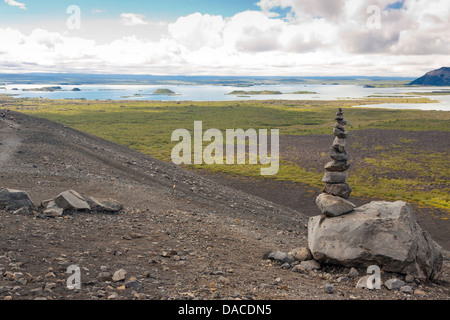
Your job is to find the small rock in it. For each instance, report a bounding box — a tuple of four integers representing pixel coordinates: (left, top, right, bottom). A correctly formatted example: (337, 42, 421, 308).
(43, 201, 64, 217)
(288, 247, 312, 262)
(348, 267, 359, 278)
(218, 276, 230, 285)
(337, 277, 351, 283)
(414, 289, 426, 297)
(356, 276, 370, 289)
(125, 280, 141, 290)
(107, 292, 119, 300)
(112, 269, 127, 282)
(385, 278, 405, 290)
(134, 293, 146, 300)
(97, 272, 112, 282)
(400, 285, 413, 294)
(324, 284, 334, 294)
(267, 251, 295, 264)
(405, 274, 415, 283)
(12, 272, 24, 280)
(44, 283, 57, 291)
(299, 260, 321, 271)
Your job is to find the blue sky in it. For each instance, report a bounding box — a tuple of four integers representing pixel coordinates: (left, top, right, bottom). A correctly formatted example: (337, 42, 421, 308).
(0, 0, 448, 76)
(0, 0, 261, 21)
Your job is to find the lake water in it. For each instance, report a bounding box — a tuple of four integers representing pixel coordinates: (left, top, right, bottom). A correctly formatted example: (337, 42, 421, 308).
(2, 84, 450, 111)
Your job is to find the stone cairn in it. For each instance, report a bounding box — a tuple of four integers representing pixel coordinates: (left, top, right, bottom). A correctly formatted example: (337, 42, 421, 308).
(315, 108, 356, 217)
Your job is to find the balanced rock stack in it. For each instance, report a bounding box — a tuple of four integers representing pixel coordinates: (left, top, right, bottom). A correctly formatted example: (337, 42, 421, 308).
(316, 108, 356, 217)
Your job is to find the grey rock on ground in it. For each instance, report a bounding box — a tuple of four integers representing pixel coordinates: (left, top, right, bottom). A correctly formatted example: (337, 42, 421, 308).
(54, 190, 91, 211)
(267, 251, 296, 264)
(308, 201, 443, 280)
(0, 188, 35, 210)
(299, 260, 321, 271)
(385, 278, 405, 290)
(87, 197, 123, 213)
(112, 269, 127, 282)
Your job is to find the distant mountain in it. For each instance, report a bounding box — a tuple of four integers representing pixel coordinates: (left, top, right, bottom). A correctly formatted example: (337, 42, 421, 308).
(410, 67, 450, 86)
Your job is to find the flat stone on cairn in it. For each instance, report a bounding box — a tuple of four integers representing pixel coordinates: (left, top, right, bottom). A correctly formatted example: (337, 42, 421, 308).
(316, 108, 355, 215)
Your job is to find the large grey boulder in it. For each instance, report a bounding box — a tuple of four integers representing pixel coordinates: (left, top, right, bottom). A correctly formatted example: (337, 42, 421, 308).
(308, 201, 443, 280)
(54, 190, 90, 211)
(0, 188, 35, 210)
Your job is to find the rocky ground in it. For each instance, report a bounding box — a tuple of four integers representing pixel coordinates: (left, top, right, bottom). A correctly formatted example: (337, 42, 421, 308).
(0, 111, 449, 300)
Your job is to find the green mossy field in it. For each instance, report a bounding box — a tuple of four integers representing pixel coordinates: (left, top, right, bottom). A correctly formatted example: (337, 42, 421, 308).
(3, 95, 449, 212)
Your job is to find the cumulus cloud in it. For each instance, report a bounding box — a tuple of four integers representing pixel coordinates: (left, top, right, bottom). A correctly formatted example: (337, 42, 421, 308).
(168, 13, 225, 50)
(120, 13, 148, 26)
(0, 1, 449, 76)
(4, 0, 26, 10)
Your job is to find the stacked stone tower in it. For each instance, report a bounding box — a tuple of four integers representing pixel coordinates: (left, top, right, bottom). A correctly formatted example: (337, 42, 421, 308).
(315, 108, 356, 217)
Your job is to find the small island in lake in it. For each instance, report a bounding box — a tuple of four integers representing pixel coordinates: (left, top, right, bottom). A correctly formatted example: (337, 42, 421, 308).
(290, 91, 317, 94)
(227, 90, 317, 95)
(22, 86, 63, 92)
(152, 88, 178, 95)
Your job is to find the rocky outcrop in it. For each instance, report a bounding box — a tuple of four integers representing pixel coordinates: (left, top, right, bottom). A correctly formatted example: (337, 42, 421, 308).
(0, 188, 35, 210)
(308, 201, 443, 280)
(409, 67, 450, 86)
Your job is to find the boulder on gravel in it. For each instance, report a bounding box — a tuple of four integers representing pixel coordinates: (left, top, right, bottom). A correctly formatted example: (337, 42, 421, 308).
(308, 201, 443, 280)
(0, 188, 35, 210)
(87, 197, 123, 213)
(54, 190, 90, 211)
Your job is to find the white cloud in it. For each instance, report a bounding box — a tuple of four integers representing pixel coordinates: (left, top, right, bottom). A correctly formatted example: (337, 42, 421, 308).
(4, 0, 26, 10)
(169, 12, 225, 50)
(120, 13, 148, 26)
(0, 1, 449, 76)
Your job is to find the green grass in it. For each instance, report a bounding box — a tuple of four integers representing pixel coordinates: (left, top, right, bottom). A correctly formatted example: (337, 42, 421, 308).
(3, 95, 449, 211)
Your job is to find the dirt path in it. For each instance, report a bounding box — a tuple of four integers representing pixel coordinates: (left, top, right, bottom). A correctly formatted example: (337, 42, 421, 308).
(0, 120, 21, 166)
